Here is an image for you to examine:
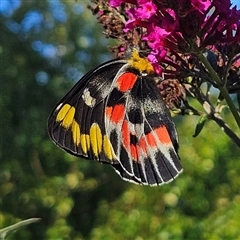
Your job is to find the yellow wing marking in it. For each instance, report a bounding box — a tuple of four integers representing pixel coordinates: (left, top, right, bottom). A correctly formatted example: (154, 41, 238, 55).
(56, 104, 75, 129)
(81, 134, 90, 154)
(90, 123, 103, 157)
(71, 120, 81, 146)
(103, 135, 116, 160)
(55, 105, 116, 161)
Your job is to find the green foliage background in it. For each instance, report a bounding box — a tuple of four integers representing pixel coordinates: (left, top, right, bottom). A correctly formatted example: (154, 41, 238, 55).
(1, 1, 240, 239)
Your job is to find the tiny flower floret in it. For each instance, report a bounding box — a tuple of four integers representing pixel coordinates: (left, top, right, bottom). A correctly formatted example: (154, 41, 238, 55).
(136, 1, 157, 19)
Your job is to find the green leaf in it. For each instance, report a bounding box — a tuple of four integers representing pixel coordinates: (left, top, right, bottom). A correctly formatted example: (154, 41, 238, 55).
(0, 218, 40, 240)
(193, 115, 208, 137)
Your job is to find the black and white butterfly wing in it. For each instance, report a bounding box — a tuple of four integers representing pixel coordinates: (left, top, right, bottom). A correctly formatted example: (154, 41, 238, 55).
(48, 54, 182, 185)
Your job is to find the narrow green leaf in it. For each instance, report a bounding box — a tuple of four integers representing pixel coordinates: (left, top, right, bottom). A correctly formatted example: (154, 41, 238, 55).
(193, 115, 208, 137)
(0, 218, 40, 240)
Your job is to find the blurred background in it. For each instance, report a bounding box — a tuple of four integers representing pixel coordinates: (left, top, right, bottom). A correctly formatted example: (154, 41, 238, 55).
(1, 0, 240, 239)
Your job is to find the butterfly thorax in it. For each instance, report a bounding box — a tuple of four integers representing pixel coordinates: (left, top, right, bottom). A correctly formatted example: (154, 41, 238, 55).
(128, 50, 154, 75)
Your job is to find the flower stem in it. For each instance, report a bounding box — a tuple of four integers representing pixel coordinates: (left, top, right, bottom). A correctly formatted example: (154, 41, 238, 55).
(197, 52, 240, 128)
(212, 113, 240, 147)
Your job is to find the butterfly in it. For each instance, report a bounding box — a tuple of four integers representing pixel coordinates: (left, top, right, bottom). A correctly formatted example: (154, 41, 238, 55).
(48, 50, 182, 186)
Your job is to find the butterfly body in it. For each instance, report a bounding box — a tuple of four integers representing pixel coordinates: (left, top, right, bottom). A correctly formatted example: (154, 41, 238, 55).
(48, 50, 182, 186)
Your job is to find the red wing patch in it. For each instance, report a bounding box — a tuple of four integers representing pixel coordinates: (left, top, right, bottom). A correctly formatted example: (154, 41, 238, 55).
(105, 105, 125, 124)
(130, 143, 140, 162)
(116, 72, 138, 92)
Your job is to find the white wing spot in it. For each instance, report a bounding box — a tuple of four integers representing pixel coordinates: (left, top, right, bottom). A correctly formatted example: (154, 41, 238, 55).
(82, 88, 96, 107)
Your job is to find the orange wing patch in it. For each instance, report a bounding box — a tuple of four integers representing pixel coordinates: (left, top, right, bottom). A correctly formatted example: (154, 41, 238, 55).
(155, 126, 172, 144)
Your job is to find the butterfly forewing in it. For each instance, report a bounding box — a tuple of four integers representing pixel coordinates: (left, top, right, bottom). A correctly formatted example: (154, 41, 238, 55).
(48, 59, 126, 163)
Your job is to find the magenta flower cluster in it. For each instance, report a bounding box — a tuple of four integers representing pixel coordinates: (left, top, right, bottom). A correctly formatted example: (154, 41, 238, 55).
(109, 0, 240, 73)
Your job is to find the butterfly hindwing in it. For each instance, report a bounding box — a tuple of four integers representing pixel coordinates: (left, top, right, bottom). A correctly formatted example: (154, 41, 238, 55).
(104, 69, 182, 185)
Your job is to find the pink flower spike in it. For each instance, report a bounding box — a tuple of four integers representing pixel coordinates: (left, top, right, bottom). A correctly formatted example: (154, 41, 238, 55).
(124, 8, 137, 32)
(124, 19, 137, 32)
(109, 0, 124, 7)
(152, 62, 163, 75)
(234, 58, 240, 68)
(143, 25, 169, 50)
(98, 10, 104, 16)
(110, 0, 137, 7)
(136, 1, 157, 20)
(138, 0, 148, 3)
(147, 49, 166, 75)
(191, 0, 211, 13)
(148, 54, 163, 75)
